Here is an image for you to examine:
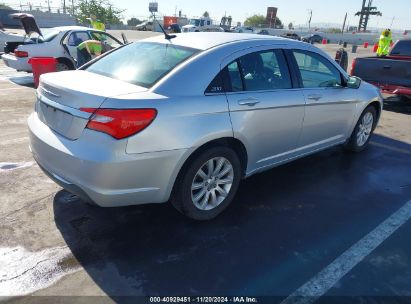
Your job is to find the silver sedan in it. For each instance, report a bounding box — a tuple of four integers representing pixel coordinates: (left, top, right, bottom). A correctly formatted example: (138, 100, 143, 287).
(28, 33, 383, 220)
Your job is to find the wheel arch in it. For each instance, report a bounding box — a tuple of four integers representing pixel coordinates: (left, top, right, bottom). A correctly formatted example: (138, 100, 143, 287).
(368, 100, 382, 122)
(168, 137, 248, 200)
(56, 57, 75, 70)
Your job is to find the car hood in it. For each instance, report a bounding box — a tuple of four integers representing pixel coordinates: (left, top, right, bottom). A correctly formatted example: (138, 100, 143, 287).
(182, 25, 196, 29)
(9, 13, 42, 36)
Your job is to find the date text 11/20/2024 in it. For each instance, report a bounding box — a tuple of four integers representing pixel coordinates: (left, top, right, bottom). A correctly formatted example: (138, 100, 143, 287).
(149, 297, 258, 303)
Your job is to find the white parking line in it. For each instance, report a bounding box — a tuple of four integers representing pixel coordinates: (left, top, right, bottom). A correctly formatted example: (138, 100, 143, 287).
(0, 162, 34, 173)
(281, 198, 411, 304)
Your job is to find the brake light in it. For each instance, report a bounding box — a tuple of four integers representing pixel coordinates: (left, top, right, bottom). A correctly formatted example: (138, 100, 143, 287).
(81, 108, 157, 139)
(350, 58, 357, 76)
(14, 50, 28, 58)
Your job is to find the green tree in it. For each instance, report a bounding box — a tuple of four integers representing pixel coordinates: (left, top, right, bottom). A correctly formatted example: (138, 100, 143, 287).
(75, 0, 124, 25)
(0, 3, 12, 9)
(244, 14, 265, 27)
(288, 22, 294, 30)
(244, 14, 283, 28)
(329, 28, 342, 33)
(203, 11, 209, 18)
(127, 17, 142, 26)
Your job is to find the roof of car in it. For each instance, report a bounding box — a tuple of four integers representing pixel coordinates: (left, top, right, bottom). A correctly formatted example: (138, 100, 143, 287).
(142, 32, 290, 50)
(51, 26, 97, 32)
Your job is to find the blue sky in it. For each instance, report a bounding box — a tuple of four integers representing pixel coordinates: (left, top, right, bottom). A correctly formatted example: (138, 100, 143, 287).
(6, 0, 411, 29)
(113, 0, 410, 29)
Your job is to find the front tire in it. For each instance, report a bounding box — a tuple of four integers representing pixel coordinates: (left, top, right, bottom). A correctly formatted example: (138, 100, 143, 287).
(345, 106, 377, 152)
(171, 146, 242, 220)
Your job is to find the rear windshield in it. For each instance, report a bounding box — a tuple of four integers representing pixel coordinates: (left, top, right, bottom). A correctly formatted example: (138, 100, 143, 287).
(390, 40, 411, 56)
(86, 42, 199, 88)
(32, 30, 59, 43)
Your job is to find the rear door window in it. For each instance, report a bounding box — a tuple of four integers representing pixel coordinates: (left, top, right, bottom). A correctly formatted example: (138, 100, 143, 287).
(227, 61, 244, 92)
(238, 50, 292, 91)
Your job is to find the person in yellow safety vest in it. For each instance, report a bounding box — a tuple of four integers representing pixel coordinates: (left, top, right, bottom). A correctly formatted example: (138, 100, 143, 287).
(377, 29, 392, 56)
(76, 40, 103, 67)
(89, 15, 106, 32)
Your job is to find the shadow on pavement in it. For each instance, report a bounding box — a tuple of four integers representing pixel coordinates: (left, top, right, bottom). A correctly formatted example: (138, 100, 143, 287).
(53, 134, 411, 299)
(383, 96, 411, 115)
(8, 75, 35, 88)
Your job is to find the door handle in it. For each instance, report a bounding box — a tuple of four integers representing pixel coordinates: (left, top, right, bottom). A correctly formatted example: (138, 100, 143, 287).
(307, 94, 322, 101)
(238, 97, 260, 106)
(383, 65, 391, 69)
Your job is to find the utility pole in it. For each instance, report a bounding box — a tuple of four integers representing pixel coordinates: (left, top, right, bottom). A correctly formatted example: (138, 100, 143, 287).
(308, 9, 312, 31)
(342, 12, 347, 34)
(355, 0, 381, 32)
(390, 16, 395, 29)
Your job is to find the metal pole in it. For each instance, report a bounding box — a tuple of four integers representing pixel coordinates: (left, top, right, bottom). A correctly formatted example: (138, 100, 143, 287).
(390, 16, 395, 28)
(342, 12, 347, 35)
(308, 9, 312, 31)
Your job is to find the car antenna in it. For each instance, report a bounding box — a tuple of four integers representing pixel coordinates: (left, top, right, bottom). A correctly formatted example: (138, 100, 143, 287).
(151, 12, 176, 40)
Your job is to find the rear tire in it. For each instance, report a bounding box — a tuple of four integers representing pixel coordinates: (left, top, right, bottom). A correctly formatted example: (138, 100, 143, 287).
(345, 106, 377, 152)
(171, 146, 242, 220)
(56, 62, 71, 72)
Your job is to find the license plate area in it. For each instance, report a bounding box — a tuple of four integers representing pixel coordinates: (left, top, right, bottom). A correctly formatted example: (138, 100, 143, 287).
(36, 98, 88, 140)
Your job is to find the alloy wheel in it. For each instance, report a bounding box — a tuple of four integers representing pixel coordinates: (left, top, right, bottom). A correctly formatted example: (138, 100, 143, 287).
(191, 157, 234, 211)
(56, 63, 70, 72)
(356, 112, 374, 146)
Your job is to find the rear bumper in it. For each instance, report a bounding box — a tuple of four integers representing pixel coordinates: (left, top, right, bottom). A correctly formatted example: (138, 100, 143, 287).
(1, 53, 31, 72)
(369, 82, 411, 96)
(28, 112, 187, 207)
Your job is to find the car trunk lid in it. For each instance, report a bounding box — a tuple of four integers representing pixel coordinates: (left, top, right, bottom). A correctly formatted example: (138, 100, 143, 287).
(9, 13, 42, 36)
(36, 70, 147, 140)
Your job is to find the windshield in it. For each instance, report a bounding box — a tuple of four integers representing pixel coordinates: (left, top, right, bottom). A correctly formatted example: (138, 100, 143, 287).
(86, 42, 199, 88)
(189, 19, 200, 26)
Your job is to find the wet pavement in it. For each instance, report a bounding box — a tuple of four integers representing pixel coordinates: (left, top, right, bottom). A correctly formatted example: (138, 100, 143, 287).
(0, 39, 411, 303)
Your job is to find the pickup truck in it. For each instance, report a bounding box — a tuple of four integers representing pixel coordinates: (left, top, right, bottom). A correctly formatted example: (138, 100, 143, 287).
(351, 39, 411, 100)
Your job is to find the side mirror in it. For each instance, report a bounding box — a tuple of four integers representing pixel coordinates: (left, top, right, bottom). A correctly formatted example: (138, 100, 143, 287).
(346, 76, 361, 89)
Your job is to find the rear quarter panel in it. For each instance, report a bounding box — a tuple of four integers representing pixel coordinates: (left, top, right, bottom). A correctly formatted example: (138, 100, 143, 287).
(101, 93, 233, 155)
(19, 33, 67, 59)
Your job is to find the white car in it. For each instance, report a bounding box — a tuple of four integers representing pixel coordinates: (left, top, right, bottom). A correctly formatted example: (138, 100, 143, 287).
(136, 21, 154, 31)
(233, 26, 254, 33)
(1, 14, 124, 72)
(0, 29, 24, 53)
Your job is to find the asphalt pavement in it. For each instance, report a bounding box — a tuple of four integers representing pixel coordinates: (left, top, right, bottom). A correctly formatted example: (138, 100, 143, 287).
(0, 35, 411, 303)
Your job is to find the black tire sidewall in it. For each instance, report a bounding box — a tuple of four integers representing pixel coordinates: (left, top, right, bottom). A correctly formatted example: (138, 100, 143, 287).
(173, 146, 242, 220)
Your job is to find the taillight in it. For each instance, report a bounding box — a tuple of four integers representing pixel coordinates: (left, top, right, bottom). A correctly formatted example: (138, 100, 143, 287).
(81, 108, 157, 139)
(14, 50, 28, 58)
(350, 58, 357, 76)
